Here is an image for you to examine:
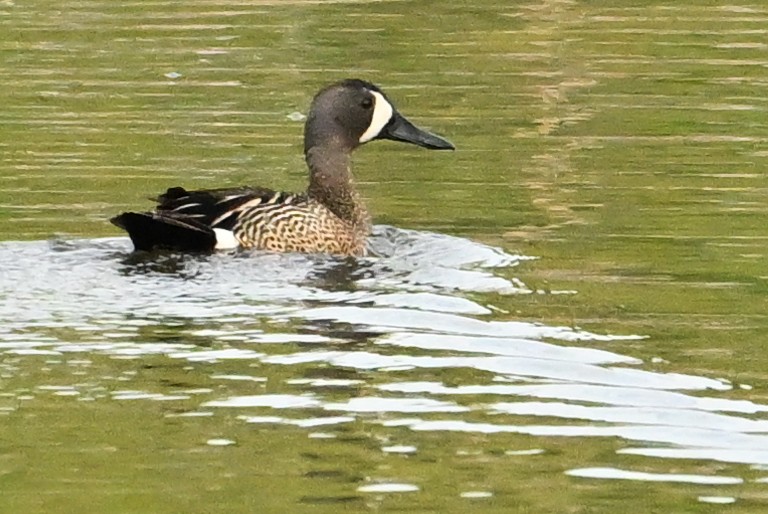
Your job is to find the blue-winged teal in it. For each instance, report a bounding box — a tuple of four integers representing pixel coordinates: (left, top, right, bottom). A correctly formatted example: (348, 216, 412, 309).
(111, 79, 454, 256)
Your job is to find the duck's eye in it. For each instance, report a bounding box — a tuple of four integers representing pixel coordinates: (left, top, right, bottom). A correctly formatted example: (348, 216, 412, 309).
(361, 97, 373, 109)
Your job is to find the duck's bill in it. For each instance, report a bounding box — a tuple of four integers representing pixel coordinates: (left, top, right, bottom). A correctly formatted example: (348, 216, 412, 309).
(380, 112, 455, 150)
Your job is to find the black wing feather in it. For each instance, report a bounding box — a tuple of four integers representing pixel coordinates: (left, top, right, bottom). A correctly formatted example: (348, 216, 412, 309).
(112, 186, 304, 252)
(155, 186, 290, 230)
(110, 211, 216, 252)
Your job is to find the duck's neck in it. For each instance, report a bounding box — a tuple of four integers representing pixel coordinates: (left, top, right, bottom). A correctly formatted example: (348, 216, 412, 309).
(305, 145, 370, 229)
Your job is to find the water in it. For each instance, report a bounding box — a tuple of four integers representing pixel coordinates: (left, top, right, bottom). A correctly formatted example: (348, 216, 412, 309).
(2, 1, 768, 512)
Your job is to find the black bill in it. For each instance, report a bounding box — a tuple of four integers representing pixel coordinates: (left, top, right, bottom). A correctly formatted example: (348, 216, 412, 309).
(379, 112, 455, 150)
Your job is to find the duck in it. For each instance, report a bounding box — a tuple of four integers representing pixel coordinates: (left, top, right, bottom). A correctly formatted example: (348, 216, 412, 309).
(110, 78, 454, 256)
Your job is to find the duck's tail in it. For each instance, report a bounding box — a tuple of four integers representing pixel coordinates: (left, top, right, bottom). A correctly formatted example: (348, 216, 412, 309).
(110, 212, 217, 252)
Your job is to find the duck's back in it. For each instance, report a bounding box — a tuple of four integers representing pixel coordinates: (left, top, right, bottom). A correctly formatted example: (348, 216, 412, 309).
(111, 186, 368, 255)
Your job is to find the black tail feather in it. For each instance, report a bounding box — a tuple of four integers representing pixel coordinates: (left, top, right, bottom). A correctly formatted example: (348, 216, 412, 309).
(111, 212, 217, 252)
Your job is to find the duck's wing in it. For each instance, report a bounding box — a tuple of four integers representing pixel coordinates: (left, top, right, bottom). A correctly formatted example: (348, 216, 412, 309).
(154, 186, 300, 230)
(111, 186, 304, 252)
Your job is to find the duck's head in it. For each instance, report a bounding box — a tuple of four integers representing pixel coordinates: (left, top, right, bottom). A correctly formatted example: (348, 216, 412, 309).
(304, 79, 455, 154)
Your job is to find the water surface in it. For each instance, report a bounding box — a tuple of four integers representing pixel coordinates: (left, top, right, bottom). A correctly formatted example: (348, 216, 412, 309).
(2, 1, 768, 512)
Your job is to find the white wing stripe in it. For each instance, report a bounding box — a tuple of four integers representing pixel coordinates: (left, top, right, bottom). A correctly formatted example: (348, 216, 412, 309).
(172, 202, 202, 212)
(215, 194, 249, 205)
(211, 197, 266, 226)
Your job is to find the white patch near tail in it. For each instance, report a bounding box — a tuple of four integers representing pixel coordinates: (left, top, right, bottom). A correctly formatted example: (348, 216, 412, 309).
(359, 91, 393, 143)
(213, 228, 240, 250)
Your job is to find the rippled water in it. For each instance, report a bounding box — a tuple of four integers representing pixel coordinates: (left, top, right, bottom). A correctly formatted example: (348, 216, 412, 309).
(2, 227, 765, 511)
(3, 0, 768, 512)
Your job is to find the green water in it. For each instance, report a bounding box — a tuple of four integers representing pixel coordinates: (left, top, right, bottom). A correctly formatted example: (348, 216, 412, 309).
(2, 1, 768, 512)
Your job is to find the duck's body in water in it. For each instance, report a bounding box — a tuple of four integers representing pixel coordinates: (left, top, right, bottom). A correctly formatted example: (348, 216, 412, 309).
(111, 79, 454, 256)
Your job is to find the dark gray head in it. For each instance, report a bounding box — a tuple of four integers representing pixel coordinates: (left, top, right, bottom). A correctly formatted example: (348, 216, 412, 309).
(303, 79, 455, 154)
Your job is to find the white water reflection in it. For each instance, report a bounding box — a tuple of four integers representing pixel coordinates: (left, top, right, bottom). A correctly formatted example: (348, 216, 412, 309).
(460, 491, 494, 499)
(1, 226, 767, 479)
(620, 448, 768, 466)
(382, 445, 417, 454)
(566, 467, 742, 485)
(263, 351, 724, 390)
(490, 402, 768, 432)
(376, 382, 765, 412)
(698, 496, 737, 505)
(357, 483, 420, 493)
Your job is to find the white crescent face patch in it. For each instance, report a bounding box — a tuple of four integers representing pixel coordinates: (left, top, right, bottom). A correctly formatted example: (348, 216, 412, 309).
(359, 91, 394, 143)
